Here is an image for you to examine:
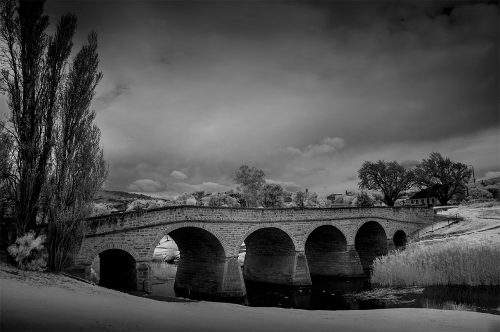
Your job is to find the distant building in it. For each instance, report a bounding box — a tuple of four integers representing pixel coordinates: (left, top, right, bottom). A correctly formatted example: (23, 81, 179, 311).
(408, 188, 439, 206)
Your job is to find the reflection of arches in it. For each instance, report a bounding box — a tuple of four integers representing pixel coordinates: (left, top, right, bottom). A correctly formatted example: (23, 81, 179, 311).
(243, 227, 297, 285)
(154, 226, 227, 296)
(393, 230, 407, 250)
(99, 249, 137, 291)
(355, 221, 388, 274)
(305, 225, 347, 276)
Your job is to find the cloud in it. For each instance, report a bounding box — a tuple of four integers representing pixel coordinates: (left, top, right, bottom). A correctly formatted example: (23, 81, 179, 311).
(170, 170, 188, 180)
(95, 83, 130, 109)
(287, 137, 345, 158)
(127, 179, 164, 193)
(40, 1, 498, 198)
(481, 171, 500, 180)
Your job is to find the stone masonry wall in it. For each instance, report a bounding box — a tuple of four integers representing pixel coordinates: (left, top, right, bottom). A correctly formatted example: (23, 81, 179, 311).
(77, 206, 433, 265)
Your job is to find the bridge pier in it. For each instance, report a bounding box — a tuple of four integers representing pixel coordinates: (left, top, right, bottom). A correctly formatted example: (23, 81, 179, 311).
(219, 257, 246, 297)
(387, 239, 396, 253)
(174, 255, 246, 299)
(136, 262, 152, 293)
(244, 251, 312, 286)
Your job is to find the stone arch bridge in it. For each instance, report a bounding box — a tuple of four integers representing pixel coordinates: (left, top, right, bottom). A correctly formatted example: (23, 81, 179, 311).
(71, 206, 433, 298)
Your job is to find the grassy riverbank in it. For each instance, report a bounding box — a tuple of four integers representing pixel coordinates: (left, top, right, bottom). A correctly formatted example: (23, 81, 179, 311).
(371, 202, 500, 287)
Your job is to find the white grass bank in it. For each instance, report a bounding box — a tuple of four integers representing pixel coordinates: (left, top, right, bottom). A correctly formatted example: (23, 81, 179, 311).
(1, 265, 499, 332)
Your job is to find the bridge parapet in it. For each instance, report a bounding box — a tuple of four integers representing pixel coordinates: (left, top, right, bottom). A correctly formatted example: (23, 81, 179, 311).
(85, 206, 433, 236)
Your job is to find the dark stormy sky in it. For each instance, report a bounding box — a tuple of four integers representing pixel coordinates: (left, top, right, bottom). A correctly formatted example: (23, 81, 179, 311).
(2, 1, 499, 197)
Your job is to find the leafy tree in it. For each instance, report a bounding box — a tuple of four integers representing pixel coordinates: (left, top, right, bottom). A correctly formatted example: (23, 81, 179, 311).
(283, 191, 293, 203)
(234, 165, 265, 207)
(42, 31, 106, 271)
(260, 183, 284, 208)
(358, 160, 415, 207)
(414, 152, 471, 205)
(0, 0, 79, 236)
(294, 191, 306, 208)
(0, 123, 14, 233)
(192, 191, 205, 206)
(1, 0, 107, 270)
(207, 192, 240, 208)
(356, 191, 374, 207)
(304, 191, 319, 208)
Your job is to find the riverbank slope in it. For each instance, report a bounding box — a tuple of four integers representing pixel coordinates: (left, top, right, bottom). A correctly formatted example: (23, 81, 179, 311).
(1, 263, 499, 332)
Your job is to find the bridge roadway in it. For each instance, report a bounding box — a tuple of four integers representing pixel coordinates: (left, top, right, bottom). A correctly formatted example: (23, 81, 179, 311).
(71, 206, 434, 298)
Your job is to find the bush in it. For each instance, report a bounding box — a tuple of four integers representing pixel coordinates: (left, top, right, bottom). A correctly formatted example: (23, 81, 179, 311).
(7, 232, 46, 271)
(356, 191, 374, 207)
(467, 187, 493, 200)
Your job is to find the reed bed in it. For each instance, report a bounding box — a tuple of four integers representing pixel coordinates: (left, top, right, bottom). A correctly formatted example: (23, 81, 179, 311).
(371, 239, 500, 287)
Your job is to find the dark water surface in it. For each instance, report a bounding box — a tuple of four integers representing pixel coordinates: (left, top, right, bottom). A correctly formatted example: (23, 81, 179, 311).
(145, 262, 500, 315)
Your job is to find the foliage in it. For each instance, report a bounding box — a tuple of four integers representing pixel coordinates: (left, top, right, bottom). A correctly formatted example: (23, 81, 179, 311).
(283, 191, 293, 203)
(371, 240, 500, 286)
(234, 165, 265, 207)
(304, 191, 319, 208)
(126, 199, 170, 211)
(485, 186, 499, 200)
(207, 192, 240, 207)
(294, 191, 306, 208)
(1, 0, 78, 235)
(191, 191, 205, 206)
(317, 197, 332, 208)
(43, 32, 106, 271)
(0, 122, 13, 219)
(415, 152, 471, 205)
(467, 187, 493, 200)
(260, 183, 284, 208)
(358, 160, 415, 206)
(7, 232, 46, 271)
(1, 1, 107, 271)
(356, 191, 374, 207)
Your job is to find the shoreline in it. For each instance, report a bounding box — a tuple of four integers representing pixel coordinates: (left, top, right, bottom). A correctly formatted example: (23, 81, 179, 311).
(1, 264, 499, 332)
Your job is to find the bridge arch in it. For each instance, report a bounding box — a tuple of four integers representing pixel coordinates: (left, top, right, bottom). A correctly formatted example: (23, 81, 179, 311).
(240, 226, 302, 285)
(236, 224, 298, 256)
(149, 224, 229, 297)
(88, 243, 140, 291)
(149, 223, 230, 259)
(393, 230, 407, 250)
(305, 224, 348, 277)
(354, 220, 388, 274)
(88, 242, 140, 265)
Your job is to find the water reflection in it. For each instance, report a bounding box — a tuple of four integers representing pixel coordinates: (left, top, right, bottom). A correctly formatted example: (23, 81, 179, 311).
(147, 262, 500, 315)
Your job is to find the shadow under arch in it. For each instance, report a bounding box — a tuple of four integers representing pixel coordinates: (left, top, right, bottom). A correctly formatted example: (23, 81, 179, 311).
(97, 249, 137, 291)
(305, 225, 348, 277)
(354, 221, 388, 274)
(242, 226, 309, 286)
(152, 226, 228, 297)
(393, 230, 407, 250)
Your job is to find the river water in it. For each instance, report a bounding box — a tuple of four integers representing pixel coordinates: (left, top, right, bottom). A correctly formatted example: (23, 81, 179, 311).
(146, 262, 500, 315)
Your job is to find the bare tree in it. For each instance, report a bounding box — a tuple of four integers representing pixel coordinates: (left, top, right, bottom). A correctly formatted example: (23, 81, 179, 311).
(358, 160, 415, 206)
